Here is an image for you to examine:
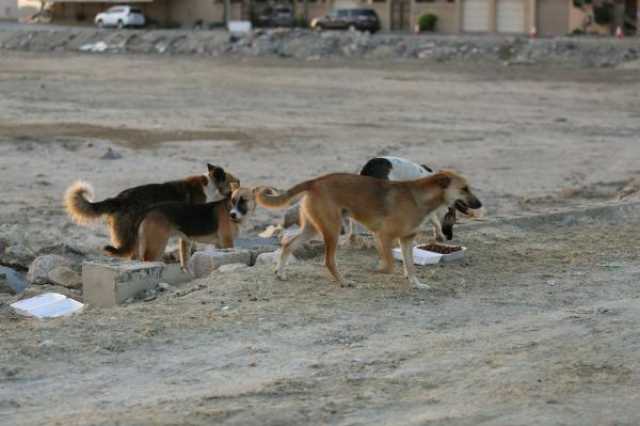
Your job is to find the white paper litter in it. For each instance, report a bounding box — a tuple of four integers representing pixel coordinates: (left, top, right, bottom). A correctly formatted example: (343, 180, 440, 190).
(11, 293, 84, 319)
(393, 246, 467, 266)
(228, 20, 252, 34)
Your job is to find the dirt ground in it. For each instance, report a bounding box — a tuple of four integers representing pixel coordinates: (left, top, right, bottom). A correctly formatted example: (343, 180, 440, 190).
(1, 51, 640, 425)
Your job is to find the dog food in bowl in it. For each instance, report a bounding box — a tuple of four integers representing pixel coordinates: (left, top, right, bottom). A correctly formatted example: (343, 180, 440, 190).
(417, 244, 463, 254)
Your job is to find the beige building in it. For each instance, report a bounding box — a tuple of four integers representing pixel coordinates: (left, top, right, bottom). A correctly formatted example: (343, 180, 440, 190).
(38, 0, 640, 35)
(368, 0, 638, 34)
(0, 0, 18, 20)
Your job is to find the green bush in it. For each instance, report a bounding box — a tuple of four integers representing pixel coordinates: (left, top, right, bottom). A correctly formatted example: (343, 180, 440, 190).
(294, 16, 308, 28)
(418, 14, 438, 32)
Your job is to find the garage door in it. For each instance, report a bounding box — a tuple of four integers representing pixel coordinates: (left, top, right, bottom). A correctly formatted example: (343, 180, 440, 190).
(537, 0, 569, 36)
(462, 0, 490, 32)
(496, 0, 525, 33)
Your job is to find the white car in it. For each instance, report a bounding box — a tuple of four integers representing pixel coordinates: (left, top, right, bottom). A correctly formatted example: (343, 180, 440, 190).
(95, 6, 145, 29)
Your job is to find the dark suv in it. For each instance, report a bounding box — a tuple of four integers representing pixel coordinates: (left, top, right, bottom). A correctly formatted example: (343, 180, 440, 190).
(255, 5, 295, 28)
(312, 8, 381, 33)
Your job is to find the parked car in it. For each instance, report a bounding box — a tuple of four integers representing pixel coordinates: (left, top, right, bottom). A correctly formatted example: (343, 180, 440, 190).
(311, 8, 380, 33)
(95, 6, 146, 29)
(255, 5, 295, 28)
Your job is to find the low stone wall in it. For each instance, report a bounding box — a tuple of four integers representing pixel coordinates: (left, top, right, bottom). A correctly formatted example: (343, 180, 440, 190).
(1, 27, 639, 67)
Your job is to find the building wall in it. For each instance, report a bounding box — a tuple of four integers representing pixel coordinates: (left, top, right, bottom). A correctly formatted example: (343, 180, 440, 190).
(294, 0, 333, 21)
(367, 1, 390, 30)
(168, 0, 220, 25)
(0, 0, 18, 20)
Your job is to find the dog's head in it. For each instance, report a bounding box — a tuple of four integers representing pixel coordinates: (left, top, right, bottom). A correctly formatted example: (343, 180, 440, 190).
(431, 170, 482, 215)
(205, 164, 240, 201)
(229, 187, 257, 224)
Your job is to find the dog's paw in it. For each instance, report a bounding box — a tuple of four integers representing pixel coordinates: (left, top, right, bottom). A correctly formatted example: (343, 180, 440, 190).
(410, 277, 431, 290)
(374, 266, 394, 274)
(274, 269, 288, 281)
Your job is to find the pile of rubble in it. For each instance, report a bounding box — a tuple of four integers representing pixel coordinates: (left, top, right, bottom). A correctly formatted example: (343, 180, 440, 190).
(1, 27, 639, 67)
(0, 222, 323, 311)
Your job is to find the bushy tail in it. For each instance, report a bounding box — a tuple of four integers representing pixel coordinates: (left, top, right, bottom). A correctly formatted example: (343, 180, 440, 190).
(255, 181, 312, 209)
(64, 181, 118, 225)
(64, 181, 119, 225)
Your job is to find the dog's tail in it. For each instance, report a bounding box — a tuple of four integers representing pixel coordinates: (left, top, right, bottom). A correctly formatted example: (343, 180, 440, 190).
(64, 181, 120, 225)
(255, 181, 313, 209)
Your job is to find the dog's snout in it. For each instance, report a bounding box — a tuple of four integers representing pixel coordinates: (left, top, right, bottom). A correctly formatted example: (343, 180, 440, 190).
(469, 196, 482, 209)
(454, 200, 469, 214)
(230, 211, 238, 220)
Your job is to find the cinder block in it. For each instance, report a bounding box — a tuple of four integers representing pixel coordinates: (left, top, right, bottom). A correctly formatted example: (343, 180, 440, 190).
(82, 261, 164, 307)
(188, 249, 252, 278)
(160, 263, 192, 285)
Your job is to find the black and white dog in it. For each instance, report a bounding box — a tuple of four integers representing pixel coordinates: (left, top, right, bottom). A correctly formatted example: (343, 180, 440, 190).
(349, 156, 457, 241)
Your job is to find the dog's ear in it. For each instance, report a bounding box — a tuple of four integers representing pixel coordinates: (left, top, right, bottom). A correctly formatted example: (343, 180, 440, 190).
(433, 174, 451, 189)
(208, 165, 226, 183)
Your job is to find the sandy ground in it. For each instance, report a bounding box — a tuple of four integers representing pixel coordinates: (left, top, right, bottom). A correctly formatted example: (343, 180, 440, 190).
(1, 51, 640, 425)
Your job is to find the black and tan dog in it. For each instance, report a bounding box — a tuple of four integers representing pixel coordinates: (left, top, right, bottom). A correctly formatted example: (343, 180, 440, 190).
(256, 171, 482, 289)
(135, 187, 256, 269)
(64, 164, 239, 259)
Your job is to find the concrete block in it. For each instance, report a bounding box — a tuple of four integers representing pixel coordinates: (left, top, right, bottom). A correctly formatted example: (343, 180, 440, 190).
(188, 249, 252, 279)
(160, 263, 192, 285)
(82, 261, 164, 308)
(218, 263, 250, 273)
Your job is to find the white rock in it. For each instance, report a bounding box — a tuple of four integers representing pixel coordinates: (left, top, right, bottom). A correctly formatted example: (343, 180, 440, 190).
(158, 282, 172, 292)
(255, 250, 298, 266)
(188, 249, 252, 279)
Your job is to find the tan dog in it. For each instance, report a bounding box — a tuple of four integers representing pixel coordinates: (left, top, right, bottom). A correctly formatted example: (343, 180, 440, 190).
(256, 171, 482, 289)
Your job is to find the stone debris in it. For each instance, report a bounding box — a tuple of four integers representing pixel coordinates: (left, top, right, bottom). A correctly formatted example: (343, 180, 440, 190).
(27, 255, 72, 284)
(1, 28, 639, 68)
(0, 266, 28, 295)
(188, 248, 252, 279)
(157, 282, 172, 292)
(100, 147, 123, 160)
(47, 266, 82, 289)
(255, 249, 299, 266)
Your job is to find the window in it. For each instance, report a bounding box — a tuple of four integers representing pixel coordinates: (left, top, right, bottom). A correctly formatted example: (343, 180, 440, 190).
(352, 9, 377, 17)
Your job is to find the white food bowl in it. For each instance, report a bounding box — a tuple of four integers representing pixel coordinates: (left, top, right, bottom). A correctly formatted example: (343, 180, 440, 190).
(392, 244, 466, 266)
